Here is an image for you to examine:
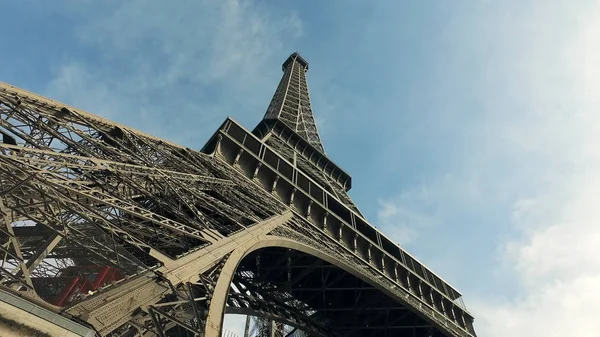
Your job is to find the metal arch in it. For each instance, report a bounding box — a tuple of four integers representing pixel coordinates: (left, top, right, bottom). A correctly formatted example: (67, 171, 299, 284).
(203, 235, 437, 337)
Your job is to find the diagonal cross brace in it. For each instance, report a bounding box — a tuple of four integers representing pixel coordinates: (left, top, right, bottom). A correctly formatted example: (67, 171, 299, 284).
(65, 211, 293, 336)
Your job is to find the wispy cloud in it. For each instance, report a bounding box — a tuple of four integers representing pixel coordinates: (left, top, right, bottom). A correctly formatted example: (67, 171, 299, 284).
(43, 0, 303, 147)
(377, 1, 600, 335)
(376, 185, 437, 246)
(473, 2, 600, 334)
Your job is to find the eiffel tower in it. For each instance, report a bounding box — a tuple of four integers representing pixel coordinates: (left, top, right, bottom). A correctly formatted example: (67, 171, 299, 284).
(0, 53, 476, 337)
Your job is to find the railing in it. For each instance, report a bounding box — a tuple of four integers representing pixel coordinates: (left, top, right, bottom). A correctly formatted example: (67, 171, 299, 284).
(454, 296, 468, 311)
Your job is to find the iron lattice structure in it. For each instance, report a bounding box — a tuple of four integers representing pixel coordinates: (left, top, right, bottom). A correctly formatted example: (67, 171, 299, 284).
(0, 53, 476, 337)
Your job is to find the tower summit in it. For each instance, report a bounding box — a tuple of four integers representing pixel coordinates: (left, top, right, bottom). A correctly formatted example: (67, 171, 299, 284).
(262, 52, 325, 153)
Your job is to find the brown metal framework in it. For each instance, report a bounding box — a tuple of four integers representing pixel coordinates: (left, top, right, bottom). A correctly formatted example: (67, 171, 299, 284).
(0, 53, 476, 337)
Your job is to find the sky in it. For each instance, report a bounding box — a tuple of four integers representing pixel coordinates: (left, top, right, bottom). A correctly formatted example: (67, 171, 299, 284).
(1, 1, 599, 336)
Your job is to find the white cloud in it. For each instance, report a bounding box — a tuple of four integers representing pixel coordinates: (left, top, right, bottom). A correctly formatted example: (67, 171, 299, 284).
(43, 0, 302, 146)
(378, 1, 600, 336)
(473, 2, 600, 336)
(45, 63, 122, 120)
(377, 189, 433, 246)
(376, 172, 483, 247)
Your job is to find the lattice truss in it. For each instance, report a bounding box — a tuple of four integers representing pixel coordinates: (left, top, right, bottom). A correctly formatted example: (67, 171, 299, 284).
(263, 54, 324, 154)
(115, 256, 230, 337)
(0, 85, 285, 306)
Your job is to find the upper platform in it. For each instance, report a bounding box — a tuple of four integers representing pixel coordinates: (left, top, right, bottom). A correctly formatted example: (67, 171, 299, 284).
(252, 118, 352, 191)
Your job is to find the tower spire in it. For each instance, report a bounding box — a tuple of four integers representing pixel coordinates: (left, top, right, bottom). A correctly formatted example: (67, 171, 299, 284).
(262, 52, 325, 153)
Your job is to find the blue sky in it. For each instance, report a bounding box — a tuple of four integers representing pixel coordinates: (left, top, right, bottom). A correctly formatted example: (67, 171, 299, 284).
(2, 1, 600, 336)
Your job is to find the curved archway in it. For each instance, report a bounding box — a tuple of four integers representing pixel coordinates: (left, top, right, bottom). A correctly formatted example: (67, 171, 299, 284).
(205, 235, 443, 337)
